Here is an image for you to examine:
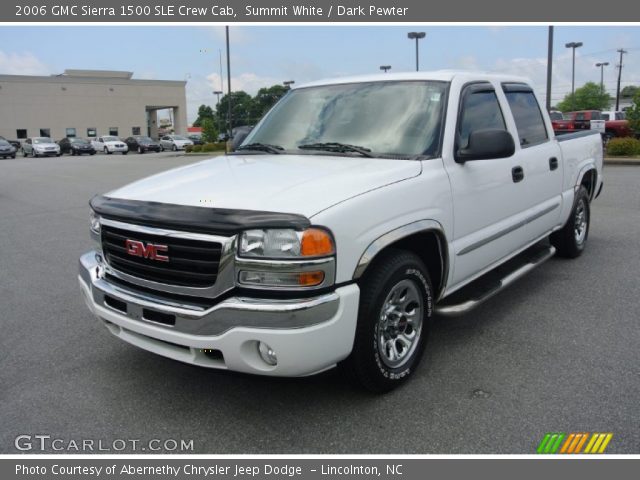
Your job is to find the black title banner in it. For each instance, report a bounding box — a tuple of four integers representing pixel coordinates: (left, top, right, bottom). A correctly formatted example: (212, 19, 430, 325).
(3, 0, 636, 22)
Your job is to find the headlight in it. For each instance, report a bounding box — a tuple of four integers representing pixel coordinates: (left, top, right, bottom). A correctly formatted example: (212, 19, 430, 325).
(239, 228, 334, 259)
(89, 211, 101, 235)
(237, 228, 335, 289)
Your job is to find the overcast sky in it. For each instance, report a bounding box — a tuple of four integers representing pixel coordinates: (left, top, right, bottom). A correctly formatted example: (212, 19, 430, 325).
(0, 25, 638, 121)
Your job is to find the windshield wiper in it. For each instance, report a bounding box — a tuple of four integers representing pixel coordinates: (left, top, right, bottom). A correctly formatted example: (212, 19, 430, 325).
(235, 143, 284, 154)
(298, 142, 374, 158)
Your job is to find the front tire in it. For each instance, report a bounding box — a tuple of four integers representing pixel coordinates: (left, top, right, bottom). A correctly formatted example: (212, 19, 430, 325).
(551, 185, 590, 258)
(172, 144, 177, 151)
(138, 147, 143, 154)
(341, 250, 433, 393)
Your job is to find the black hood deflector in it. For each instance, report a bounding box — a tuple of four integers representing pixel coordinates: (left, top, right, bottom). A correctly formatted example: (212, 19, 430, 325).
(90, 195, 311, 235)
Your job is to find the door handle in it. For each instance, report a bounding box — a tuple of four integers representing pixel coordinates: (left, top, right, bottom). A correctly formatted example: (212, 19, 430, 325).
(512, 166, 524, 183)
(549, 157, 558, 171)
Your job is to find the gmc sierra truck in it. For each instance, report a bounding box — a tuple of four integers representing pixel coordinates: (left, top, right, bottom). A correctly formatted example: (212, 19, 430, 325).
(79, 72, 603, 392)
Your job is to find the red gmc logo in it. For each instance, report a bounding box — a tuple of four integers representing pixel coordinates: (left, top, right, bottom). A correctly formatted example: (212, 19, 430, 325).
(125, 239, 169, 262)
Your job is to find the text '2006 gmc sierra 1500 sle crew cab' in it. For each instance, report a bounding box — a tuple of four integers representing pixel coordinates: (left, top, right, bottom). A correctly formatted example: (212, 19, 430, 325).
(79, 71, 603, 392)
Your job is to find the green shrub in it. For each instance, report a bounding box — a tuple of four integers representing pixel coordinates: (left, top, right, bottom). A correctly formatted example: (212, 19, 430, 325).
(606, 137, 640, 156)
(191, 145, 202, 152)
(184, 144, 194, 153)
(201, 142, 226, 152)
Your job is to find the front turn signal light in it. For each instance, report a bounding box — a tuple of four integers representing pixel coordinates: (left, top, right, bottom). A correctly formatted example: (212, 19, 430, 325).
(301, 228, 335, 257)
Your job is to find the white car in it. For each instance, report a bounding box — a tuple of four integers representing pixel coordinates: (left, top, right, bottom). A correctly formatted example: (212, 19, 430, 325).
(22, 137, 61, 157)
(91, 136, 128, 155)
(159, 135, 193, 151)
(80, 71, 603, 392)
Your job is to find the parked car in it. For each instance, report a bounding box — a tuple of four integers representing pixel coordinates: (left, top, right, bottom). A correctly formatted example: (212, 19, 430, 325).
(552, 110, 606, 136)
(91, 136, 128, 155)
(159, 135, 193, 151)
(125, 136, 162, 154)
(58, 137, 96, 156)
(600, 110, 626, 121)
(599, 111, 633, 139)
(0, 136, 21, 150)
(0, 139, 17, 159)
(22, 137, 61, 157)
(187, 134, 204, 145)
(80, 72, 603, 392)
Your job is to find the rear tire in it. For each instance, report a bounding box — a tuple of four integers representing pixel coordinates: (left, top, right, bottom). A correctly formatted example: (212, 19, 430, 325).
(551, 185, 590, 258)
(341, 249, 433, 393)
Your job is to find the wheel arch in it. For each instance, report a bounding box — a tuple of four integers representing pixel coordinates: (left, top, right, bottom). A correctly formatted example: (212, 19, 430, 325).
(353, 220, 449, 301)
(576, 165, 598, 201)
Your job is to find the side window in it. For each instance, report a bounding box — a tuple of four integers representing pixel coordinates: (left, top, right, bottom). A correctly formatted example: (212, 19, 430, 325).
(503, 89, 548, 147)
(602, 113, 610, 121)
(458, 85, 506, 149)
(576, 112, 585, 121)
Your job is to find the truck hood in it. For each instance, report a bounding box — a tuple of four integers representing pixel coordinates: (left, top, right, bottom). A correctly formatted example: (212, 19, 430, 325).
(106, 154, 422, 218)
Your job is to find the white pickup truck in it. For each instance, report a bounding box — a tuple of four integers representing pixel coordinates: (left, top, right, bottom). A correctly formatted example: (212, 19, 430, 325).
(79, 72, 603, 392)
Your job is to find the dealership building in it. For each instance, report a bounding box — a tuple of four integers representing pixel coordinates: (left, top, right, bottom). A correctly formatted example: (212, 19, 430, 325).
(0, 69, 187, 143)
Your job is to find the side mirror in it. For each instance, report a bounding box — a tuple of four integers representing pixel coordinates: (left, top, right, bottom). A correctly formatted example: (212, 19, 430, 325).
(455, 129, 515, 163)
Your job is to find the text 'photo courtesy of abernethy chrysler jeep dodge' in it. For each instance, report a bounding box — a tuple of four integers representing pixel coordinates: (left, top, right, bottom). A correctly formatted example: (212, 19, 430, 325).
(79, 71, 603, 393)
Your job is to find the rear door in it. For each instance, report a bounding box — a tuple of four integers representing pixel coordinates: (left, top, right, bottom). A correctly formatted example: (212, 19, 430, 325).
(501, 83, 563, 237)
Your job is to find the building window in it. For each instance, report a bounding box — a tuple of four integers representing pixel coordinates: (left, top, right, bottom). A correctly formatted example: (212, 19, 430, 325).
(66, 128, 76, 138)
(16, 129, 27, 139)
(40, 128, 51, 138)
(87, 128, 97, 137)
(109, 127, 118, 136)
(132, 126, 141, 135)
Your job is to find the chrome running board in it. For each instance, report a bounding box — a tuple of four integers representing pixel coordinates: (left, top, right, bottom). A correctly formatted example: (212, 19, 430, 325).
(435, 243, 556, 317)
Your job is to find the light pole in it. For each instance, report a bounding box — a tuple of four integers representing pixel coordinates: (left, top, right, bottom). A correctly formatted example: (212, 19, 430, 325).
(213, 90, 223, 136)
(565, 41, 583, 109)
(407, 32, 426, 71)
(380, 65, 391, 73)
(615, 49, 628, 111)
(595, 62, 609, 93)
(283, 80, 295, 90)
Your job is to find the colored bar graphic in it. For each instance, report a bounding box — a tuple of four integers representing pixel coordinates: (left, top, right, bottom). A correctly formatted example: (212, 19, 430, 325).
(538, 433, 613, 454)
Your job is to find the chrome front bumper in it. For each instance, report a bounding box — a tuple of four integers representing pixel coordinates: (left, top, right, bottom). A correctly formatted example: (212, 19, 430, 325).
(78, 252, 360, 376)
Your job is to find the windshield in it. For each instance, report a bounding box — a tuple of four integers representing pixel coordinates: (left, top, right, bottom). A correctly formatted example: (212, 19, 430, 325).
(137, 136, 153, 143)
(172, 135, 187, 140)
(242, 81, 448, 158)
(71, 138, 88, 144)
(33, 138, 53, 144)
(103, 136, 119, 142)
(0, 140, 10, 146)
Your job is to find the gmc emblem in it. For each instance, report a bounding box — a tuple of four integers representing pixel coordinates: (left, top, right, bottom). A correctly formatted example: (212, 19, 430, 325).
(125, 239, 169, 262)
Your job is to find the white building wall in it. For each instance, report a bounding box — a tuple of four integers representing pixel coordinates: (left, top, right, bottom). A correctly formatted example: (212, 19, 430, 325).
(0, 71, 187, 142)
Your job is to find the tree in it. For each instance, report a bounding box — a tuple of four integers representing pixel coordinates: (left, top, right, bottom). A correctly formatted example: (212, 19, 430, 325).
(200, 117, 218, 143)
(556, 82, 612, 112)
(215, 91, 254, 130)
(193, 104, 215, 127)
(250, 84, 288, 123)
(621, 85, 639, 99)
(626, 90, 640, 135)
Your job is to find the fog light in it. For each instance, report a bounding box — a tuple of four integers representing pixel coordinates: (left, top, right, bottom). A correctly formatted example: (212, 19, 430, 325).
(257, 342, 278, 366)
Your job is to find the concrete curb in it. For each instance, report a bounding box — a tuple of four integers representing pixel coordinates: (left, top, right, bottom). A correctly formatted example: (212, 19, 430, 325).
(604, 157, 640, 165)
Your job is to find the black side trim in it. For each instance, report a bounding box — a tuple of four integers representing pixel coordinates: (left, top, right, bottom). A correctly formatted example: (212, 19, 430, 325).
(90, 196, 310, 235)
(556, 130, 600, 142)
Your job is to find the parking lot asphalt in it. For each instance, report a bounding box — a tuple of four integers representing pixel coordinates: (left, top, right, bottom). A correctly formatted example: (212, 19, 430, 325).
(0, 152, 638, 454)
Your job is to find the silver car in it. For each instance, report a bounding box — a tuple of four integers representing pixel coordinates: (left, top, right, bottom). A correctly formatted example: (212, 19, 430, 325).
(159, 135, 193, 151)
(22, 137, 61, 157)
